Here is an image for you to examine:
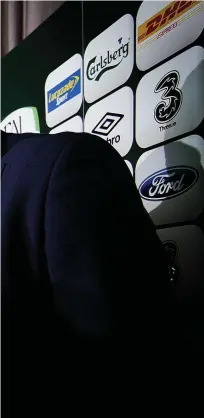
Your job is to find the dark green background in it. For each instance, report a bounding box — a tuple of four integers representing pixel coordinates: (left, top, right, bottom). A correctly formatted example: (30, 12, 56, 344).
(1, 1, 204, 232)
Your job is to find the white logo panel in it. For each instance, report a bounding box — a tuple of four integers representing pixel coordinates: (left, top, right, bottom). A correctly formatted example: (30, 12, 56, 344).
(135, 135, 204, 225)
(84, 14, 134, 104)
(136, 46, 204, 148)
(136, 1, 204, 71)
(124, 160, 133, 176)
(84, 87, 133, 157)
(49, 116, 83, 134)
(0, 107, 40, 133)
(45, 54, 83, 128)
(157, 225, 204, 305)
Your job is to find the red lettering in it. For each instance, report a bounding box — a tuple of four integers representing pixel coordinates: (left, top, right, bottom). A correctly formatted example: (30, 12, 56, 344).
(160, 2, 180, 26)
(157, 21, 178, 39)
(157, 31, 163, 39)
(138, 33, 146, 42)
(178, 1, 192, 14)
(146, 14, 162, 36)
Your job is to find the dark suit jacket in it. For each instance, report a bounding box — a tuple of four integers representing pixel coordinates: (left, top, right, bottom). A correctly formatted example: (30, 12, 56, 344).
(1, 131, 170, 415)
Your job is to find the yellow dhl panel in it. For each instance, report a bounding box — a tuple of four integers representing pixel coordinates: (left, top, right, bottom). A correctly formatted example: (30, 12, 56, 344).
(138, 1, 201, 44)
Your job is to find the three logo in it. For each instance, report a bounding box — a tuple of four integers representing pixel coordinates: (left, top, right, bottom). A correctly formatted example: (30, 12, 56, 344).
(154, 70, 182, 124)
(136, 46, 204, 148)
(139, 166, 198, 201)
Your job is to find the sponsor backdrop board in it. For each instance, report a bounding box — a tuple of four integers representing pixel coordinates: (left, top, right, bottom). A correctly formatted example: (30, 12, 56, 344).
(1, 2, 83, 134)
(1, 1, 204, 343)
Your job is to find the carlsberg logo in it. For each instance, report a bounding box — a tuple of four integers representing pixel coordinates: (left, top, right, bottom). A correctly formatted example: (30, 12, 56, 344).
(86, 37, 130, 81)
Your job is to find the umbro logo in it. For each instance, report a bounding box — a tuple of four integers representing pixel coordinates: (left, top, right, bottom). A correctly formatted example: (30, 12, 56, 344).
(84, 86, 133, 157)
(92, 112, 124, 136)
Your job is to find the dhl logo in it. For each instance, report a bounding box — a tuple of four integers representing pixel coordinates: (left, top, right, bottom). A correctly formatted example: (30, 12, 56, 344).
(138, 1, 201, 44)
(48, 75, 79, 103)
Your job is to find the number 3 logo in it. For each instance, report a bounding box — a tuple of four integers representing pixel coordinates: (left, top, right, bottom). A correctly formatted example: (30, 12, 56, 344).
(154, 70, 182, 124)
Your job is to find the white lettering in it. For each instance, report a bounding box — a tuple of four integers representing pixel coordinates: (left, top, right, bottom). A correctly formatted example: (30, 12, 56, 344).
(149, 173, 185, 197)
(56, 93, 68, 106)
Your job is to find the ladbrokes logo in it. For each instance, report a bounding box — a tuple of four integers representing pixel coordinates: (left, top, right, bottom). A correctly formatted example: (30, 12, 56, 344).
(154, 70, 182, 127)
(47, 69, 81, 113)
(86, 37, 130, 82)
(92, 112, 124, 145)
(138, 1, 201, 44)
(139, 166, 198, 201)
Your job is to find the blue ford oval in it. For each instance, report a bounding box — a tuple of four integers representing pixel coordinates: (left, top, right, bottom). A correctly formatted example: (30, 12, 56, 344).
(139, 166, 198, 201)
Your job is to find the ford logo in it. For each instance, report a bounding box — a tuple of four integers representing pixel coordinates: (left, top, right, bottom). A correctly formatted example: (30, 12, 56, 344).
(139, 166, 198, 201)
